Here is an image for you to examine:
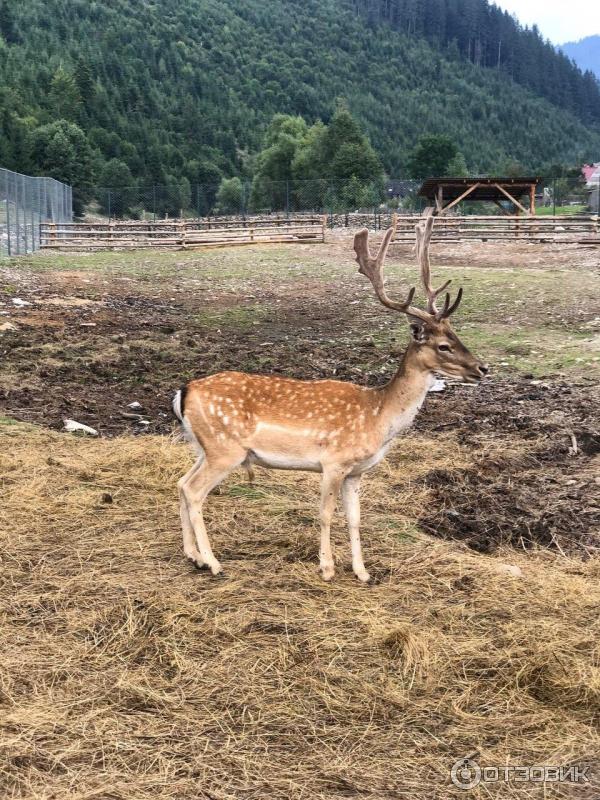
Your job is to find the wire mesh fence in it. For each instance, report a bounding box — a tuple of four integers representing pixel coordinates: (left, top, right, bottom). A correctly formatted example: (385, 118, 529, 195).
(0, 168, 73, 257)
(539, 175, 600, 216)
(90, 179, 423, 224)
(88, 175, 600, 224)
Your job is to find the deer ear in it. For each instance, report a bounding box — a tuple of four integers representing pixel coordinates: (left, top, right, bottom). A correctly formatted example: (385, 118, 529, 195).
(409, 320, 429, 343)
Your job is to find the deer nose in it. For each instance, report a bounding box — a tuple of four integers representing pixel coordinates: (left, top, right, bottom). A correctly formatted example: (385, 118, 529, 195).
(478, 364, 489, 377)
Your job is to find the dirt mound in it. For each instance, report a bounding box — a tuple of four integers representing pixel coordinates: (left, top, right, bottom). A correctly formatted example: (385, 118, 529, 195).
(420, 447, 599, 554)
(414, 378, 600, 555)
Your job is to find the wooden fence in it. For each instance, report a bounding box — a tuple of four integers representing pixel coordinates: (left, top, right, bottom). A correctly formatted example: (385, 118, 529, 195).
(40, 216, 327, 250)
(39, 213, 599, 250)
(391, 214, 599, 244)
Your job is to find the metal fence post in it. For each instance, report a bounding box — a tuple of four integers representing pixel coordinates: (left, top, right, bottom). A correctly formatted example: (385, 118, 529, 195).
(6, 189, 11, 256)
(152, 185, 157, 222)
(107, 189, 112, 221)
(14, 172, 21, 255)
(30, 181, 35, 252)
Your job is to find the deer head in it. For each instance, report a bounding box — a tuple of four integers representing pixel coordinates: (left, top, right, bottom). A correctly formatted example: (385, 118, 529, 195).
(354, 215, 488, 384)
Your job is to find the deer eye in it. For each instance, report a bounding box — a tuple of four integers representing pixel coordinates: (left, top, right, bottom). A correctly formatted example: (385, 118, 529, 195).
(438, 344, 452, 352)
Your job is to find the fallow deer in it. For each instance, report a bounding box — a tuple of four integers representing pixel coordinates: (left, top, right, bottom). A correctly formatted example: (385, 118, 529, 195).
(173, 216, 487, 581)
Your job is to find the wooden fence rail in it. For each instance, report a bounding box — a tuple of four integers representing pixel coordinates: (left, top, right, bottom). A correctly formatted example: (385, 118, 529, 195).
(40, 214, 599, 250)
(390, 213, 599, 244)
(40, 216, 327, 250)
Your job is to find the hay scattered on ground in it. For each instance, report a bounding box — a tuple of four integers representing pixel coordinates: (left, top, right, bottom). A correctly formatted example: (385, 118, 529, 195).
(1, 421, 599, 799)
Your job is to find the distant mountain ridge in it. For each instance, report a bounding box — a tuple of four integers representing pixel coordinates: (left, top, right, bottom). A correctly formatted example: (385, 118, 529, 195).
(560, 36, 600, 80)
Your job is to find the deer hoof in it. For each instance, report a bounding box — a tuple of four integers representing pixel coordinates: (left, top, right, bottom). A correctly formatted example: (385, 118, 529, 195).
(209, 561, 224, 577)
(355, 570, 371, 584)
(320, 564, 335, 582)
(188, 557, 207, 571)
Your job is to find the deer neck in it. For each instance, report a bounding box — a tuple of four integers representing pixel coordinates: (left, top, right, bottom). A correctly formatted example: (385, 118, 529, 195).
(377, 344, 433, 439)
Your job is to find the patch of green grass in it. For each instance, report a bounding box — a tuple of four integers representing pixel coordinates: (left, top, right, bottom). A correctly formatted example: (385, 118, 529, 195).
(375, 517, 421, 543)
(227, 484, 267, 500)
(387, 263, 597, 322)
(12, 244, 333, 282)
(462, 325, 599, 377)
(536, 205, 588, 216)
(194, 304, 267, 329)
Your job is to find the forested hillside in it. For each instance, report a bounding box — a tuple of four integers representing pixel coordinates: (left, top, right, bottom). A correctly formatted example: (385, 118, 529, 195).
(351, 1, 600, 125)
(561, 37, 600, 81)
(1, 0, 599, 191)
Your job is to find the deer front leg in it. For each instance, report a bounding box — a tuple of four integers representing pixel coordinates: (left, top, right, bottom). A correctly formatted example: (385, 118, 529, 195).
(318, 466, 347, 582)
(342, 475, 370, 583)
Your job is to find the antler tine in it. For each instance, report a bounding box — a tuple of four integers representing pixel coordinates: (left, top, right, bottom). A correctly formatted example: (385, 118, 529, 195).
(415, 215, 451, 316)
(442, 287, 463, 318)
(354, 226, 429, 320)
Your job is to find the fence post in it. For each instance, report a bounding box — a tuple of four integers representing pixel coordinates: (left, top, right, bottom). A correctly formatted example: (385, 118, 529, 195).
(6, 191, 11, 256)
(152, 185, 157, 222)
(30, 183, 35, 252)
(286, 180, 290, 218)
(107, 189, 112, 222)
(14, 172, 21, 255)
(553, 178, 556, 216)
(23, 175, 29, 252)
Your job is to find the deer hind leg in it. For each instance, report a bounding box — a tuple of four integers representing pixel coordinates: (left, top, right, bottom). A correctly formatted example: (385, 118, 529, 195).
(178, 455, 206, 569)
(318, 466, 348, 581)
(342, 475, 370, 583)
(180, 446, 246, 576)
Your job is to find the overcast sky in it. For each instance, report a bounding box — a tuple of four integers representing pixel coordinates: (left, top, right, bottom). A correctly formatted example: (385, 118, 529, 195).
(493, 0, 600, 44)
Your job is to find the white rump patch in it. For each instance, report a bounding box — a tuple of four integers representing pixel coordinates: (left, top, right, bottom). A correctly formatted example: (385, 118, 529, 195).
(172, 389, 183, 422)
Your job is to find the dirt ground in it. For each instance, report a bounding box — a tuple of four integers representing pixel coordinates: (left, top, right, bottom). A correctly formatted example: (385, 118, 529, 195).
(1, 236, 600, 798)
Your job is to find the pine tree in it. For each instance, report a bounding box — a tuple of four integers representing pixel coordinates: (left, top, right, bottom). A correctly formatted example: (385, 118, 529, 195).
(98, 159, 135, 217)
(0, 0, 19, 44)
(74, 57, 95, 112)
(49, 66, 82, 122)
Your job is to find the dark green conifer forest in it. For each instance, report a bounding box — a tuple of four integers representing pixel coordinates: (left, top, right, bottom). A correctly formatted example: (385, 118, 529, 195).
(1, 0, 599, 192)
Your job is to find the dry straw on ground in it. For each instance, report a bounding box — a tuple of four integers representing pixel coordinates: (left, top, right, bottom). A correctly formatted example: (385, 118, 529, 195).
(1, 420, 599, 799)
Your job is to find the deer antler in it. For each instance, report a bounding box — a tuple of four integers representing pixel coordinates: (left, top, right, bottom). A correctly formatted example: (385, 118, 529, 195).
(354, 223, 430, 322)
(415, 214, 462, 320)
(355, 215, 463, 322)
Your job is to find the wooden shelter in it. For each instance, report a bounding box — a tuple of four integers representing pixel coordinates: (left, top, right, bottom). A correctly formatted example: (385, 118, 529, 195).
(419, 176, 540, 216)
